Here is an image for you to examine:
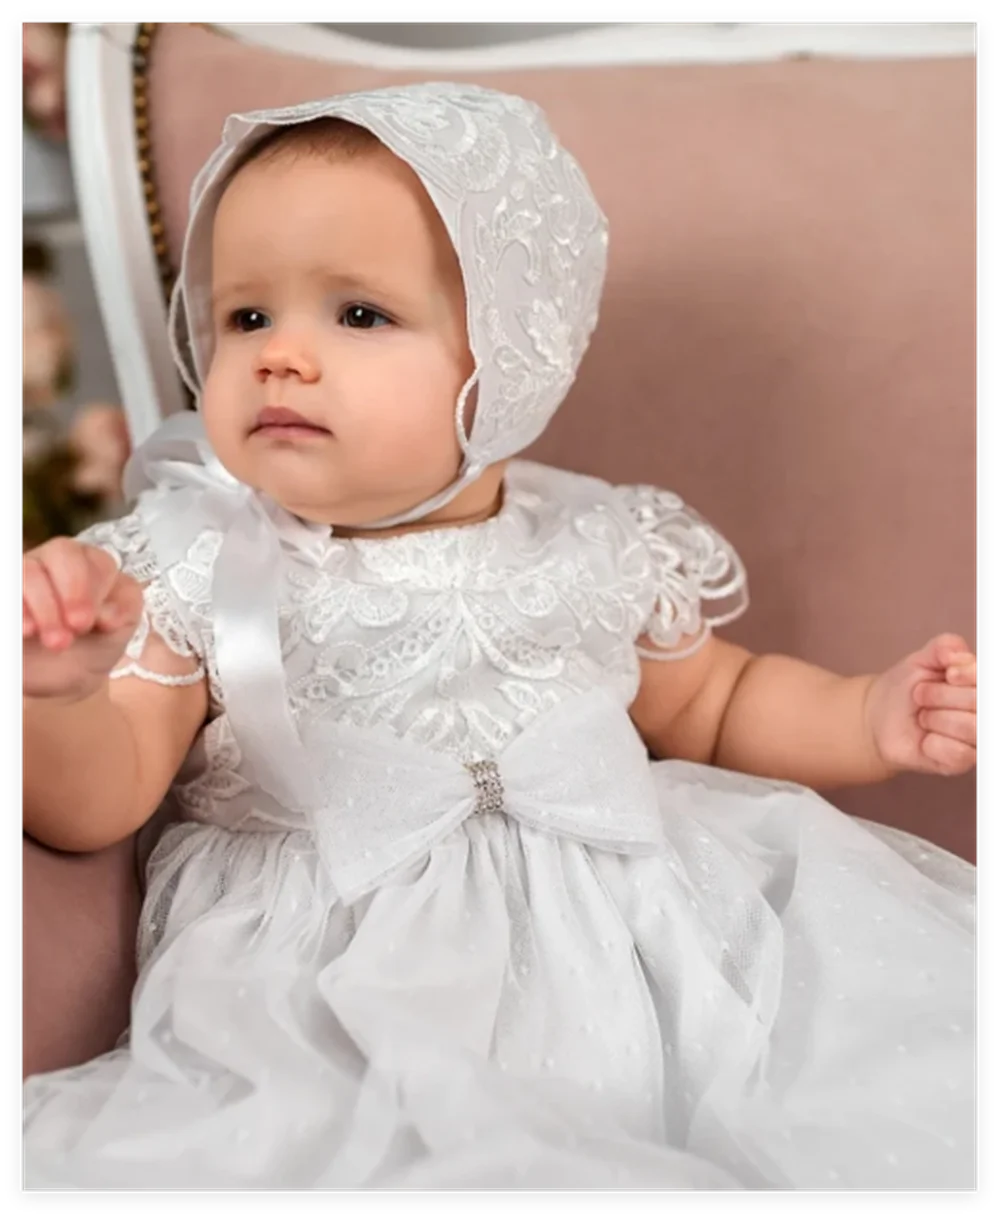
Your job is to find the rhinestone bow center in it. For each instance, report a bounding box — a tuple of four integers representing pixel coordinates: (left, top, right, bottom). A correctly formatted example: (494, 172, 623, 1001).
(465, 759, 505, 815)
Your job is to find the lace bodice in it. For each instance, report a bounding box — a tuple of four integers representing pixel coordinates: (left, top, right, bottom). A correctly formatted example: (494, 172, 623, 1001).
(79, 461, 746, 833)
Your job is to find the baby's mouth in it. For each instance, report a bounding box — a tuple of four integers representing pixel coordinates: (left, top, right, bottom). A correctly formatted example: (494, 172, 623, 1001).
(250, 406, 332, 438)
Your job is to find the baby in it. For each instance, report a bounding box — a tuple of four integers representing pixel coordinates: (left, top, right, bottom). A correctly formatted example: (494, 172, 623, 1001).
(23, 85, 975, 1190)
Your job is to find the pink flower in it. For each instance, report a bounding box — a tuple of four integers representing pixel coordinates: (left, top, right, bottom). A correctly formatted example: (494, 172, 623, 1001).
(23, 273, 74, 409)
(26, 74, 63, 123)
(23, 23, 67, 141)
(21, 20, 65, 69)
(23, 23, 64, 73)
(69, 404, 132, 501)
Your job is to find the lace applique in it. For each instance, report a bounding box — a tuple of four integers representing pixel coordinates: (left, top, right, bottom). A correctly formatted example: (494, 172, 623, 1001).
(78, 511, 205, 686)
(290, 598, 457, 708)
(406, 694, 517, 761)
(351, 84, 519, 194)
(167, 531, 221, 627)
(286, 565, 410, 645)
(462, 596, 569, 680)
(496, 679, 563, 726)
(109, 665, 204, 688)
(173, 715, 254, 823)
(291, 685, 413, 738)
(351, 526, 502, 591)
(80, 510, 159, 581)
(130, 525, 233, 713)
(614, 485, 749, 660)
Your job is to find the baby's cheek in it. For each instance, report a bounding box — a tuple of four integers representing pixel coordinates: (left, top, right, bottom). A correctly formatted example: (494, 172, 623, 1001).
(377, 370, 460, 444)
(200, 400, 232, 457)
(201, 392, 255, 483)
(199, 372, 231, 435)
(405, 392, 463, 470)
(369, 414, 457, 482)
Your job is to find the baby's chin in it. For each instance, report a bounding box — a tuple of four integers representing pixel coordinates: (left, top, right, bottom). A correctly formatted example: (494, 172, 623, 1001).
(233, 452, 463, 530)
(261, 479, 442, 531)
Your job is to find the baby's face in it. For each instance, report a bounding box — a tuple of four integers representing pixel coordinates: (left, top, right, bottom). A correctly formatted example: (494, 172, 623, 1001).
(202, 145, 475, 526)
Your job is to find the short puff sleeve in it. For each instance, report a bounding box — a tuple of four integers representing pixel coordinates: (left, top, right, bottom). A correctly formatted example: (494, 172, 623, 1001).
(76, 508, 205, 688)
(615, 483, 749, 660)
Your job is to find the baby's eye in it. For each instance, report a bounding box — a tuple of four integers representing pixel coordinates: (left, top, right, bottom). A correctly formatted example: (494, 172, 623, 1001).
(341, 305, 391, 330)
(228, 308, 271, 333)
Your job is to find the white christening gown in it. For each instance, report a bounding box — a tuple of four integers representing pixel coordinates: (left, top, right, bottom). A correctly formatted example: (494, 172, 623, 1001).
(23, 461, 975, 1190)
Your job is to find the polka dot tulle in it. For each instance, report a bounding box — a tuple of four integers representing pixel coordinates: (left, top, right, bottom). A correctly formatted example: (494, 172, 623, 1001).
(23, 762, 973, 1189)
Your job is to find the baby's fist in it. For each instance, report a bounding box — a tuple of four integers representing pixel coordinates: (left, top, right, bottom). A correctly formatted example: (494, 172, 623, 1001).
(867, 633, 976, 777)
(23, 538, 144, 701)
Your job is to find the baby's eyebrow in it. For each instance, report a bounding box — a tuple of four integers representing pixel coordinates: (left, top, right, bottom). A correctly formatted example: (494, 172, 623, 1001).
(318, 270, 373, 291)
(210, 270, 409, 311)
(211, 281, 261, 310)
(313, 267, 408, 305)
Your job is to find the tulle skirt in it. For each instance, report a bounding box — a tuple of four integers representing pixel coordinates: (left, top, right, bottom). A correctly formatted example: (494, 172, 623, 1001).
(23, 761, 975, 1189)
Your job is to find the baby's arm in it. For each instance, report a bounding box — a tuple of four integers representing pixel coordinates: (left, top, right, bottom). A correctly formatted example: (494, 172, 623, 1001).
(630, 632, 976, 789)
(23, 538, 207, 853)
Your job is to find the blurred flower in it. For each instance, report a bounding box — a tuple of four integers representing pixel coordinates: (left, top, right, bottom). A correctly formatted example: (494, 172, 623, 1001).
(69, 403, 131, 501)
(23, 23, 68, 141)
(22, 419, 56, 466)
(22, 231, 129, 545)
(23, 272, 74, 408)
(23, 440, 90, 552)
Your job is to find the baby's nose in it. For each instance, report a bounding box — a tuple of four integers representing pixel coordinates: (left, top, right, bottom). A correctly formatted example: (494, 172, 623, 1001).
(255, 332, 320, 383)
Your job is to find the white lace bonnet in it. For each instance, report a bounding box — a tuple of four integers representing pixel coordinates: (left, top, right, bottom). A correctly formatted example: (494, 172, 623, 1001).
(167, 81, 610, 526)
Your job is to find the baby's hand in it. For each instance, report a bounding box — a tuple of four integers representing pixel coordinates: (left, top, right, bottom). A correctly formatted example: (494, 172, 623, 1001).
(866, 633, 977, 777)
(23, 538, 144, 702)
